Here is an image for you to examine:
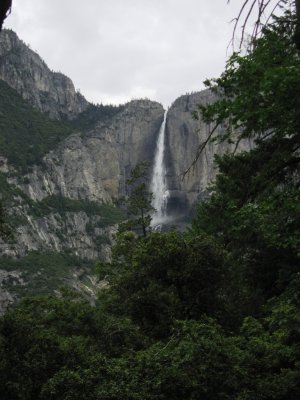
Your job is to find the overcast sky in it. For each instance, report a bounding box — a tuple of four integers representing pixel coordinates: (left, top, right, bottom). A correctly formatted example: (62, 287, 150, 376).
(5, 0, 249, 108)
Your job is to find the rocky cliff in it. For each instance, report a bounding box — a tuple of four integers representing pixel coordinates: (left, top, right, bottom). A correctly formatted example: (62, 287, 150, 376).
(0, 28, 253, 313)
(0, 28, 164, 263)
(1, 97, 163, 260)
(0, 29, 164, 313)
(165, 90, 252, 215)
(14, 99, 163, 204)
(0, 91, 163, 311)
(0, 29, 88, 119)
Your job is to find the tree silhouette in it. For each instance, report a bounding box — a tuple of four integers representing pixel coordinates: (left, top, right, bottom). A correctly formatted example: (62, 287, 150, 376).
(0, 0, 12, 31)
(121, 162, 154, 237)
(229, 0, 300, 50)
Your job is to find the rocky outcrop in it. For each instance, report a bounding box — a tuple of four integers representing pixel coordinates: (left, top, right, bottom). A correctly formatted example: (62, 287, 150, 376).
(0, 263, 104, 315)
(0, 95, 164, 308)
(0, 98, 163, 260)
(12, 99, 164, 203)
(165, 90, 252, 214)
(0, 29, 88, 119)
(1, 211, 116, 260)
(0, 27, 164, 262)
(0, 270, 22, 316)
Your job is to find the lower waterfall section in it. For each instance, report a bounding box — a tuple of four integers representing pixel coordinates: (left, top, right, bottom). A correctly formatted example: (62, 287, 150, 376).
(150, 110, 170, 228)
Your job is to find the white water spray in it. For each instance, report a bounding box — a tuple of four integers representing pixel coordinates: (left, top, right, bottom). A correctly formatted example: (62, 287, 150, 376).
(150, 111, 170, 228)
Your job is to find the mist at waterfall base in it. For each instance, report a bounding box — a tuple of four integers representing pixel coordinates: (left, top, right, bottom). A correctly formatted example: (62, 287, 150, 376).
(150, 112, 176, 230)
(149, 111, 194, 232)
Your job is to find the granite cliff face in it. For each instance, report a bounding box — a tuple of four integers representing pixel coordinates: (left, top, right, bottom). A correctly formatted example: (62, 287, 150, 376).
(0, 29, 164, 312)
(15, 99, 163, 204)
(0, 29, 88, 119)
(1, 98, 163, 260)
(0, 29, 164, 264)
(0, 29, 249, 222)
(165, 90, 252, 215)
(0, 28, 253, 313)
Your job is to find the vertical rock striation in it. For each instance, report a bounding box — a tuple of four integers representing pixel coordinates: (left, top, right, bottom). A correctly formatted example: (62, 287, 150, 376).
(14, 99, 164, 203)
(165, 90, 252, 215)
(1, 99, 164, 260)
(0, 27, 164, 262)
(0, 29, 88, 119)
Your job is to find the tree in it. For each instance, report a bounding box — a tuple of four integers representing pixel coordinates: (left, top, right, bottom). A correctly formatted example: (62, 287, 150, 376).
(297, 0, 300, 47)
(185, 4, 299, 176)
(121, 162, 154, 237)
(191, 11, 300, 318)
(98, 230, 226, 339)
(0, 0, 12, 31)
(0, 202, 11, 239)
(195, 10, 300, 166)
(228, 0, 300, 50)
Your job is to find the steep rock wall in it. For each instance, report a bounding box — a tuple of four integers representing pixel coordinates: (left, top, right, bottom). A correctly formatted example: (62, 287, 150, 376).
(0, 29, 88, 119)
(12, 99, 164, 203)
(1, 99, 163, 260)
(165, 90, 252, 214)
(0, 28, 164, 261)
(0, 29, 166, 312)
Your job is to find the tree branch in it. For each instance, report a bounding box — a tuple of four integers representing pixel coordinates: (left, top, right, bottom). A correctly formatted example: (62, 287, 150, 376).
(182, 123, 220, 180)
(228, 0, 287, 51)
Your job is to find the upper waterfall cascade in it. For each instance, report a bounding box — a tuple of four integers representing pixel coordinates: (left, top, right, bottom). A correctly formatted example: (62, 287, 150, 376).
(150, 111, 170, 227)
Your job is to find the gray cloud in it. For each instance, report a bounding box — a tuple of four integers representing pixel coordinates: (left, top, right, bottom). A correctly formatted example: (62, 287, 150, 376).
(5, 0, 244, 107)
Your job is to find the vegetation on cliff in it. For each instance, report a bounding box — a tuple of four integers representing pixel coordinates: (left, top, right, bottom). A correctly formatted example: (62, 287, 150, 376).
(0, 79, 123, 172)
(0, 7, 299, 400)
(119, 162, 154, 237)
(0, 79, 74, 171)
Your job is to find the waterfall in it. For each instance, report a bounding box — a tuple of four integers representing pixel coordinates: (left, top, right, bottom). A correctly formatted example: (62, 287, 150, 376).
(150, 111, 170, 228)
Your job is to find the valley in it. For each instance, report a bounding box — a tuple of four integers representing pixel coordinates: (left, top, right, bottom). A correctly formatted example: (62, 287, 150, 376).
(0, 28, 250, 312)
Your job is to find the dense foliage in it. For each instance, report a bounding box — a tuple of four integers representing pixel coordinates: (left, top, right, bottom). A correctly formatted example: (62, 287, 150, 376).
(191, 11, 300, 318)
(0, 203, 10, 238)
(0, 80, 74, 171)
(71, 103, 125, 132)
(0, 80, 123, 172)
(119, 162, 154, 237)
(26, 195, 125, 226)
(0, 252, 93, 297)
(0, 9, 300, 400)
